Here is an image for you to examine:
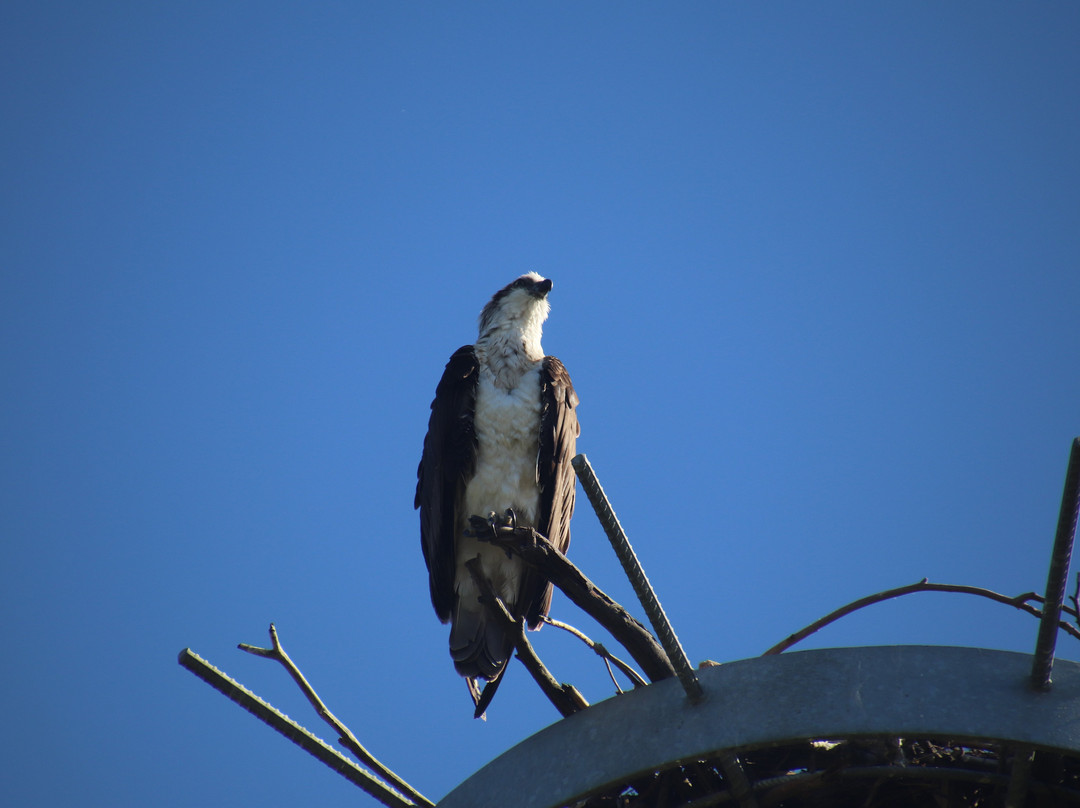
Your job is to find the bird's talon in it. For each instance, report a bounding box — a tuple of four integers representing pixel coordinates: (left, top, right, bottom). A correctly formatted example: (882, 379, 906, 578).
(503, 508, 517, 529)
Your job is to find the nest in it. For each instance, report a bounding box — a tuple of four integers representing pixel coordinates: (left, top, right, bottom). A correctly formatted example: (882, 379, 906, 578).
(574, 737, 1080, 808)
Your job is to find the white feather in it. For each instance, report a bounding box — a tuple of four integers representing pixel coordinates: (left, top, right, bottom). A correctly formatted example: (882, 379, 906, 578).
(456, 365, 542, 607)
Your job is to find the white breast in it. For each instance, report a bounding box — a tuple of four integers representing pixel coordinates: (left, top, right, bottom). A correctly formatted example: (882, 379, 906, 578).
(465, 365, 543, 523)
(456, 364, 543, 607)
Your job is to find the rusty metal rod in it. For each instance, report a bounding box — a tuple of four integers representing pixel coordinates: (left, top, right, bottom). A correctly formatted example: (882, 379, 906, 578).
(572, 453, 705, 704)
(1031, 437, 1080, 691)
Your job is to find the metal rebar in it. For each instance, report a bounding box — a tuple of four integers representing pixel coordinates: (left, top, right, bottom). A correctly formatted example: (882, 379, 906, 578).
(572, 453, 705, 704)
(1031, 437, 1080, 691)
(178, 649, 431, 808)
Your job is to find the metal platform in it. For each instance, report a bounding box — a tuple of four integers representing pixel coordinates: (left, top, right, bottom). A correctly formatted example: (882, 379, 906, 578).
(437, 645, 1080, 808)
(180, 440, 1080, 807)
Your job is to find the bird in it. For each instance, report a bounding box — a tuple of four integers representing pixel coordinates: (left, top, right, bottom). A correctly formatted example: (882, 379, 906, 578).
(415, 272, 580, 704)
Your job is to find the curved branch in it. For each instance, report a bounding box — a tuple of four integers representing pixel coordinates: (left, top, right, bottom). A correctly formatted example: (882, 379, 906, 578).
(542, 616, 649, 690)
(763, 579, 1080, 656)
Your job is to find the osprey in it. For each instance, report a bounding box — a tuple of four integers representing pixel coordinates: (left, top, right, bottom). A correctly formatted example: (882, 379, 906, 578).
(415, 272, 580, 691)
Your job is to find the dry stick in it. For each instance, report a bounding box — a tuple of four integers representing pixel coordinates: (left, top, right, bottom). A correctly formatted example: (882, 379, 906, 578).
(763, 579, 1080, 656)
(550, 619, 626, 694)
(467, 516, 676, 683)
(238, 624, 431, 808)
(541, 615, 649, 690)
(465, 558, 589, 718)
(178, 649, 429, 808)
(1011, 589, 1080, 623)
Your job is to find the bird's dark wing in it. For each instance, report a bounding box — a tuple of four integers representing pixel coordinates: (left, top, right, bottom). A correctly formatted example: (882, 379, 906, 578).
(524, 355, 580, 628)
(416, 346, 479, 623)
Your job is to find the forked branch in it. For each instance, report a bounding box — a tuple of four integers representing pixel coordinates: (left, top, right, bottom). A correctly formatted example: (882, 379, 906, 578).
(178, 645, 431, 808)
(238, 624, 432, 807)
(541, 615, 648, 692)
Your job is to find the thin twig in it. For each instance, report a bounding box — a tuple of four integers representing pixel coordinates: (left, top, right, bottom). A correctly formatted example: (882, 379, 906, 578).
(238, 624, 431, 807)
(542, 615, 649, 690)
(763, 579, 1080, 656)
(465, 558, 589, 718)
(178, 649, 428, 808)
(1012, 590, 1080, 623)
(543, 616, 624, 693)
(603, 658, 622, 693)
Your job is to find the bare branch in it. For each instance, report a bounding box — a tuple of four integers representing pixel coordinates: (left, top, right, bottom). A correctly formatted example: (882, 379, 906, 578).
(465, 558, 589, 718)
(763, 579, 1080, 656)
(178, 649, 430, 808)
(1008, 588, 1080, 622)
(541, 615, 649, 690)
(238, 624, 432, 808)
(467, 516, 676, 683)
(543, 616, 624, 694)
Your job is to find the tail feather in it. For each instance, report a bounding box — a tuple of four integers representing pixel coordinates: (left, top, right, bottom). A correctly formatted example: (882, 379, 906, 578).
(450, 600, 513, 680)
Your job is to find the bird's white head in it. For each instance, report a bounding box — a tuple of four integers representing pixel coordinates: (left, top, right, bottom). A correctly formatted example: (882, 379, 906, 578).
(477, 272, 553, 360)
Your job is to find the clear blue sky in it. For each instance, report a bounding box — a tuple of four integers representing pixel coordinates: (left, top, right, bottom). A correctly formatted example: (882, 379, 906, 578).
(3, 3, 1078, 806)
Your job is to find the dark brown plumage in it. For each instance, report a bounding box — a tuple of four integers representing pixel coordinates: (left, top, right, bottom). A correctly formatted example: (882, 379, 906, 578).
(415, 274, 579, 692)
